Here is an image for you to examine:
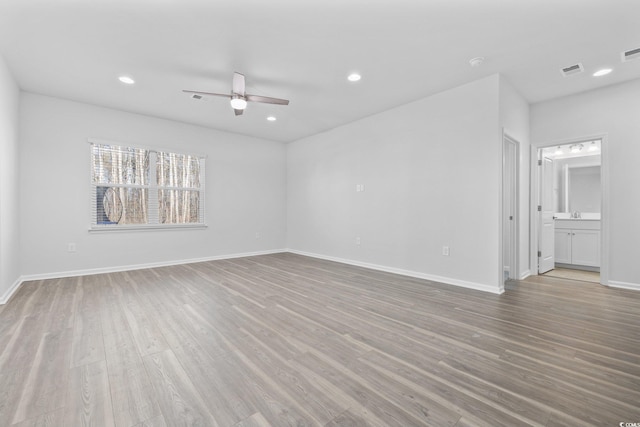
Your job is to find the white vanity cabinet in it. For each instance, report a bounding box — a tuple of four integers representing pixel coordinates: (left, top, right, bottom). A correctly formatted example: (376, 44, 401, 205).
(554, 219, 600, 268)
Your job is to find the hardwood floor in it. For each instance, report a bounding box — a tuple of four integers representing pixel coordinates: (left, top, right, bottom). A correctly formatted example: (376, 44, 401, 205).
(542, 268, 600, 283)
(1, 253, 639, 426)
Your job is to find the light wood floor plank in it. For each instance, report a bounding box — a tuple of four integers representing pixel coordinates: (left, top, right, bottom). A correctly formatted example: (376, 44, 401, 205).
(70, 276, 105, 368)
(1, 253, 639, 426)
(101, 278, 161, 427)
(143, 349, 219, 427)
(65, 360, 115, 427)
(233, 412, 273, 427)
(11, 328, 72, 424)
(11, 408, 65, 427)
(133, 414, 167, 427)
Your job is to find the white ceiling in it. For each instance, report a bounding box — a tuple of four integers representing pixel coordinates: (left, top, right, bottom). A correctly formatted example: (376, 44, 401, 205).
(1, 0, 639, 143)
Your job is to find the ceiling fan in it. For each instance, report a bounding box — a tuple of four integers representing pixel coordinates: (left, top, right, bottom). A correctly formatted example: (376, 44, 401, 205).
(183, 72, 289, 116)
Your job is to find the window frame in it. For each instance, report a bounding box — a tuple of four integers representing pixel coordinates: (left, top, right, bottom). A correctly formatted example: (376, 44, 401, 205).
(88, 138, 207, 232)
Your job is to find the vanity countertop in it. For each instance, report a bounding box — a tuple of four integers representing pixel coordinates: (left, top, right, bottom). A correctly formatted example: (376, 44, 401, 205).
(555, 218, 601, 230)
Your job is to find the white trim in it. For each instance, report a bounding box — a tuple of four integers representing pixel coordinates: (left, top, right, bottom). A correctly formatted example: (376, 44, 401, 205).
(531, 133, 609, 287)
(607, 281, 640, 291)
(502, 131, 520, 285)
(287, 249, 504, 295)
(6, 249, 637, 306)
(88, 137, 207, 159)
(89, 224, 208, 233)
(519, 270, 531, 280)
(2, 249, 287, 305)
(0, 276, 24, 305)
(90, 142, 206, 230)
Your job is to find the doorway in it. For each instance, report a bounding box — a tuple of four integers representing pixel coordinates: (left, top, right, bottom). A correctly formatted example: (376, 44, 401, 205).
(533, 137, 608, 285)
(503, 135, 518, 284)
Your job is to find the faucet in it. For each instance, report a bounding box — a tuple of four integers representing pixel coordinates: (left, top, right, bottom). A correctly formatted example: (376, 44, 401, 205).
(572, 211, 581, 219)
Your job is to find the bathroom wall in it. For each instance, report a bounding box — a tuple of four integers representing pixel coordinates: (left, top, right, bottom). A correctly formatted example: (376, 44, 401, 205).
(532, 78, 640, 289)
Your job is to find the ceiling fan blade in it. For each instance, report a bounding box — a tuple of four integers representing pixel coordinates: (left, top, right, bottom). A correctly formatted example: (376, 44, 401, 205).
(182, 90, 231, 99)
(246, 94, 289, 105)
(232, 72, 245, 96)
(234, 108, 244, 116)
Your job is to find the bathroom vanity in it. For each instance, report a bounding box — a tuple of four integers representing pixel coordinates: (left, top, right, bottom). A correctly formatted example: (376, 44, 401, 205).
(554, 219, 600, 269)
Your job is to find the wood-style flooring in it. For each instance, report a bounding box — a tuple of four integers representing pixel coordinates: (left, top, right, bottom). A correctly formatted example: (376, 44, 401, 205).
(1, 253, 639, 426)
(542, 268, 600, 284)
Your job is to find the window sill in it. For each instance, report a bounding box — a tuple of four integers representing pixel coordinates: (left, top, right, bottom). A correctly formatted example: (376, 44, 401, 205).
(89, 224, 208, 233)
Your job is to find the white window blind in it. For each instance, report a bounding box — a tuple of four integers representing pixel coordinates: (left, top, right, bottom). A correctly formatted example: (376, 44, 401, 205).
(90, 141, 206, 230)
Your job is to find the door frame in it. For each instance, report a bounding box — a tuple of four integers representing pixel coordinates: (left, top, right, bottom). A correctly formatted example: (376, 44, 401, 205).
(502, 133, 519, 285)
(530, 134, 609, 285)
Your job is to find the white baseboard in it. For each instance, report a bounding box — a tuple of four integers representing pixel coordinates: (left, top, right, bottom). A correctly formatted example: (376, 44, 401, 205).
(1, 249, 287, 305)
(607, 280, 640, 291)
(519, 270, 531, 280)
(0, 276, 23, 305)
(287, 249, 504, 295)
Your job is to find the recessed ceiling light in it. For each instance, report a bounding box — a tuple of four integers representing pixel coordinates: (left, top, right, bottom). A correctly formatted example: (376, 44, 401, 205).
(267, 116, 277, 122)
(118, 75, 135, 85)
(347, 73, 361, 82)
(593, 68, 612, 77)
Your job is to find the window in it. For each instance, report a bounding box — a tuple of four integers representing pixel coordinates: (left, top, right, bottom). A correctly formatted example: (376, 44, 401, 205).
(90, 140, 205, 230)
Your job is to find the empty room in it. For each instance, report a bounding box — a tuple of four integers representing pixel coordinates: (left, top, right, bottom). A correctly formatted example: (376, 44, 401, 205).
(1, 0, 639, 426)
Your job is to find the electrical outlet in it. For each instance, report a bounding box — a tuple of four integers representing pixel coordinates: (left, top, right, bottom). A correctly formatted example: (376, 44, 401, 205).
(68, 243, 77, 253)
(442, 246, 450, 256)
(355, 236, 361, 246)
(356, 184, 365, 192)
(255, 232, 261, 239)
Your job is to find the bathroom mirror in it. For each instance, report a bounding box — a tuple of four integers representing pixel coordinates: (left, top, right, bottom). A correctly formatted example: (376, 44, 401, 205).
(568, 165, 601, 213)
(554, 155, 601, 214)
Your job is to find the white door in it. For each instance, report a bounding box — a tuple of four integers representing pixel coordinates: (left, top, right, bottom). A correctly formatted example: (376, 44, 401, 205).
(539, 156, 555, 273)
(503, 137, 518, 281)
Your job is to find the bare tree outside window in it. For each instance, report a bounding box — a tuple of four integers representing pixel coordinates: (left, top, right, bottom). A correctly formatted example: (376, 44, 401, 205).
(90, 142, 205, 229)
(157, 152, 201, 224)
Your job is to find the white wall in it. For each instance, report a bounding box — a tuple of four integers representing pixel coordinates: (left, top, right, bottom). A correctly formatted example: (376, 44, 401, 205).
(287, 75, 503, 293)
(0, 54, 21, 302)
(19, 93, 286, 278)
(499, 76, 531, 279)
(531, 78, 640, 289)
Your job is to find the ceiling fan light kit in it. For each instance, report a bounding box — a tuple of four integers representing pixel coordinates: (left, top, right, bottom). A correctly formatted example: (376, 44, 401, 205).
(183, 72, 289, 117)
(230, 95, 247, 110)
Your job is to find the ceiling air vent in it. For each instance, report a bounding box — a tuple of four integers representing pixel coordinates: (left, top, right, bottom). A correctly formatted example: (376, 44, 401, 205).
(191, 94, 204, 100)
(622, 47, 640, 62)
(560, 63, 584, 77)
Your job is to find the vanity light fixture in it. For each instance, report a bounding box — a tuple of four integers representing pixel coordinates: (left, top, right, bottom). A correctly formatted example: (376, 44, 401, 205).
(266, 116, 277, 122)
(347, 73, 361, 82)
(554, 146, 563, 155)
(588, 141, 599, 152)
(570, 143, 584, 153)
